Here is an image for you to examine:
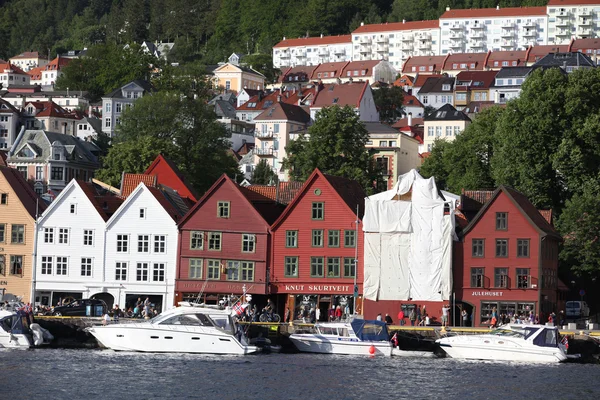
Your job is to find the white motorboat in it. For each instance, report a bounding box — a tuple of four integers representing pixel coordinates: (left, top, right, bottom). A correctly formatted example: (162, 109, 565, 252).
(0, 308, 34, 349)
(435, 324, 569, 363)
(289, 319, 393, 356)
(87, 302, 259, 355)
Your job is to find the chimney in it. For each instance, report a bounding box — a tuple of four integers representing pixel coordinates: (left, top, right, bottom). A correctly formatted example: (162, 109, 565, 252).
(402, 19, 406, 24)
(496, 5, 500, 10)
(88, 104, 92, 116)
(320, 33, 323, 38)
(446, 6, 450, 11)
(408, 112, 413, 126)
(360, 22, 364, 26)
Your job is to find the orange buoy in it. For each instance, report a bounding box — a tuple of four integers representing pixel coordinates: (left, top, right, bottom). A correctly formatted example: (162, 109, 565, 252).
(369, 345, 375, 355)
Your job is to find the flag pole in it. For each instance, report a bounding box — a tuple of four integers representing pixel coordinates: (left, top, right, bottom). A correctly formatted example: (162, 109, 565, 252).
(353, 204, 359, 316)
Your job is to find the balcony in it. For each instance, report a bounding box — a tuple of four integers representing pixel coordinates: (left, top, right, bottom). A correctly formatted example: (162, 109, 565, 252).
(450, 22, 462, 30)
(416, 32, 431, 41)
(556, 29, 572, 37)
(522, 19, 536, 28)
(577, 27, 594, 37)
(255, 148, 277, 157)
(557, 10, 570, 19)
(359, 36, 371, 44)
(375, 35, 389, 43)
(501, 29, 514, 38)
(471, 22, 484, 30)
(469, 41, 485, 48)
(255, 131, 275, 140)
(418, 41, 431, 50)
(402, 35, 413, 42)
(359, 45, 371, 54)
(470, 30, 484, 39)
(501, 39, 515, 48)
(450, 31, 463, 39)
(578, 18, 592, 27)
(501, 22, 514, 29)
(523, 28, 537, 37)
(334, 48, 346, 55)
(318, 48, 329, 56)
(376, 44, 389, 52)
(450, 40, 463, 49)
(279, 51, 290, 59)
(580, 9, 592, 17)
(556, 18, 571, 27)
(295, 51, 307, 58)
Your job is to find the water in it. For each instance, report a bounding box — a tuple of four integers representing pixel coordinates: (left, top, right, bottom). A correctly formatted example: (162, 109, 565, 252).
(1, 349, 599, 400)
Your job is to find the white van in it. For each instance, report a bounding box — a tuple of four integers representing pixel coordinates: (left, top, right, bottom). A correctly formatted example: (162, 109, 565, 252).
(565, 301, 590, 318)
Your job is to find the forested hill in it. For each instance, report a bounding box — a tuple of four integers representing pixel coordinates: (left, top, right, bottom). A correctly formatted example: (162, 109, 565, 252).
(0, 0, 548, 62)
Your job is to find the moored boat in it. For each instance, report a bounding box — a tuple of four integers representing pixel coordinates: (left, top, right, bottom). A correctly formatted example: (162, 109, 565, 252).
(435, 324, 569, 363)
(289, 319, 393, 356)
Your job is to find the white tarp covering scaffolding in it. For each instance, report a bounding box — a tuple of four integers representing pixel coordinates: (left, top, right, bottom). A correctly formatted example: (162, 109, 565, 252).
(363, 170, 454, 302)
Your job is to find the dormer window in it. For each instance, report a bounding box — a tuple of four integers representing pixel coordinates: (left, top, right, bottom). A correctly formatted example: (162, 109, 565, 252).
(442, 84, 451, 91)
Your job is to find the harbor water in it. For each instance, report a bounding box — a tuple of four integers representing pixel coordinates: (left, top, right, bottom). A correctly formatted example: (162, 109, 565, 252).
(1, 349, 599, 400)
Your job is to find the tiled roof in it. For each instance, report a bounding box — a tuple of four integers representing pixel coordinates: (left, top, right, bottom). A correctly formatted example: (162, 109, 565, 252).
(538, 209, 553, 225)
(418, 76, 455, 94)
(0, 165, 47, 218)
(413, 74, 443, 88)
(399, 126, 424, 144)
(279, 65, 319, 83)
(245, 185, 277, 201)
(402, 56, 447, 73)
(570, 38, 600, 52)
(424, 104, 470, 122)
(120, 173, 157, 198)
(0, 62, 28, 75)
(254, 102, 310, 123)
(312, 81, 368, 108)
(455, 71, 498, 89)
(0, 98, 19, 113)
(352, 20, 438, 34)
(495, 66, 533, 78)
(273, 35, 352, 48)
(10, 51, 41, 59)
(8, 130, 99, 166)
(460, 189, 494, 212)
(402, 93, 424, 107)
(440, 6, 546, 19)
(144, 154, 199, 202)
(341, 60, 382, 77)
(77, 180, 123, 221)
(147, 185, 187, 221)
(245, 181, 303, 205)
(394, 75, 415, 87)
(454, 209, 470, 229)
(463, 101, 499, 114)
(43, 56, 71, 71)
(26, 65, 45, 80)
(312, 61, 350, 78)
(527, 45, 569, 63)
(104, 79, 155, 99)
(237, 87, 313, 111)
(392, 117, 424, 129)
(31, 100, 80, 119)
(236, 142, 254, 156)
(485, 50, 528, 68)
(444, 52, 489, 70)
(533, 52, 595, 68)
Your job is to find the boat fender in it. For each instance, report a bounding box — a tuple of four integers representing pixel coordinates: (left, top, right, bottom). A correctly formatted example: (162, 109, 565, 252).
(369, 345, 375, 355)
(30, 323, 53, 345)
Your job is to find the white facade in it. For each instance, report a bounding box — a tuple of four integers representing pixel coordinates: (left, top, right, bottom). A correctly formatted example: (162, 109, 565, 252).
(101, 81, 149, 137)
(35, 180, 109, 306)
(105, 183, 178, 312)
(273, 37, 353, 69)
(0, 66, 30, 87)
(0, 102, 19, 150)
(547, 3, 600, 44)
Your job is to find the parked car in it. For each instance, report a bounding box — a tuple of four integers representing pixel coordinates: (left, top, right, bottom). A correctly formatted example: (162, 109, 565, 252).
(52, 299, 107, 317)
(565, 301, 590, 318)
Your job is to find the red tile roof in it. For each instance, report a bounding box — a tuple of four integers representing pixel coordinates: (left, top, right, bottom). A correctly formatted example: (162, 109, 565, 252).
(0, 165, 47, 218)
(11, 51, 41, 59)
(402, 56, 448, 73)
(43, 56, 70, 71)
(341, 60, 382, 78)
(538, 209, 553, 226)
(394, 75, 415, 87)
(32, 101, 81, 119)
(273, 35, 351, 48)
(120, 173, 157, 198)
(402, 93, 424, 108)
(399, 126, 424, 144)
(485, 50, 528, 68)
(455, 70, 498, 89)
(460, 189, 495, 212)
(246, 181, 303, 205)
(440, 6, 546, 19)
(352, 20, 439, 34)
(570, 38, 600, 52)
(413, 74, 443, 87)
(144, 154, 199, 202)
(455, 209, 470, 229)
(0, 62, 28, 75)
(312, 61, 350, 79)
(312, 81, 368, 108)
(392, 117, 424, 129)
(254, 102, 311, 123)
(27, 65, 45, 80)
(77, 180, 123, 221)
(444, 52, 489, 70)
(527, 45, 570, 63)
(237, 87, 313, 111)
(245, 185, 277, 201)
(278, 65, 319, 83)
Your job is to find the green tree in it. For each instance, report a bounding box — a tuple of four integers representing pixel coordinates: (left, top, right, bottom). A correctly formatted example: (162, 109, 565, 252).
(372, 85, 404, 124)
(283, 105, 380, 194)
(418, 139, 452, 190)
(252, 159, 278, 184)
(241, 54, 278, 84)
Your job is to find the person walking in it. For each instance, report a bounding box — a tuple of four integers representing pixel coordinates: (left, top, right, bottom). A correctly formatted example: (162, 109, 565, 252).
(409, 307, 417, 326)
(384, 313, 393, 325)
(441, 304, 449, 327)
(461, 309, 468, 327)
(398, 308, 405, 326)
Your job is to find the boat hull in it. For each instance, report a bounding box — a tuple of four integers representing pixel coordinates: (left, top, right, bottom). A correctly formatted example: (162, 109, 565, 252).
(289, 334, 392, 356)
(88, 324, 259, 355)
(0, 333, 33, 349)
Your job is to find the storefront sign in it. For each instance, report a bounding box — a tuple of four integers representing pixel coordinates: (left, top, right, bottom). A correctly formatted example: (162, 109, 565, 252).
(178, 282, 263, 292)
(472, 291, 504, 297)
(283, 284, 352, 293)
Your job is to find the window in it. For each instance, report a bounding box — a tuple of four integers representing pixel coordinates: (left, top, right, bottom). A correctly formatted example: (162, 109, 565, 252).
(311, 202, 324, 220)
(153, 263, 165, 282)
(139, 208, 146, 218)
(494, 267, 508, 288)
(207, 259, 220, 280)
(516, 268, 530, 289)
(83, 230, 93, 246)
(328, 230, 340, 247)
(44, 227, 54, 244)
(517, 239, 530, 258)
(10, 255, 23, 276)
(105, 118, 111, 128)
(241, 261, 254, 281)
(68, 204, 77, 214)
(496, 239, 508, 257)
(56, 257, 67, 275)
(117, 234, 129, 252)
(11, 224, 24, 244)
(428, 127, 434, 136)
(115, 262, 127, 280)
(136, 262, 149, 281)
(0, 193, 7, 204)
(116, 103, 122, 113)
(496, 212, 507, 230)
(154, 235, 166, 253)
(471, 267, 484, 288)
(138, 235, 149, 253)
(190, 231, 204, 250)
(36, 166, 43, 180)
(311, 256, 324, 277)
(312, 229, 324, 247)
(472, 239, 484, 257)
(51, 167, 63, 181)
(344, 257, 355, 278)
(217, 201, 230, 218)
(446, 126, 452, 136)
(225, 81, 231, 90)
(81, 258, 92, 277)
(189, 259, 203, 279)
(436, 126, 442, 136)
(454, 126, 460, 136)
(285, 256, 299, 277)
(327, 257, 340, 277)
(226, 260, 240, 281)
(422, 95, 428, 104)
(105, 103, 111, 112)
(41, 256, 52, 275)
(286, 231, 298, 248)
(208, 232, 222, 251)
(58, 228, 69, 244)
(0, 225, 4, 243)
(344, 230, 356, 248)
(242, 234, 255, 253)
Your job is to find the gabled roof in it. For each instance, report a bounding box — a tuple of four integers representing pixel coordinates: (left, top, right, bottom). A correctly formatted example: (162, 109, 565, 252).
(0, 62, 28, 75)
(254, 102, 310, 123)
(32, 100, 80, 119)
(104, 79, 155, 99)
(440, 6, 546, 19)
(0, 98, 19, 113)
(245, 181, 303, 205)
(463, 101, 499, 115)
(10, 51, 41, 59)
(495, 66, 533, 78)
(527, 45, 570, 63)
(569, 38, 600, 52)
(273, 35, 352, 48)
(413, 74, 444, 88)
(340, 60, 382, 77)
(392, 117, 424, 129)
(178, 174, 285, 228)
(214, 100, 237, 119)
(352, 20, 438, 34)
(312, 81, 368, 108)
(144, 154, 199, 203)
(237, 87, 313, 111)
(208, 92, 236, 105)
(485, 50, 528, 68)
(77, 180, 123, 221)
(0, 165, 46, 218)
(462, 185, 561, 239)
(455, 71, 498, 90)
(312, 61, 350, 78)
(363, 121, 400, 135)
(42, 56, 70, 71)
(444, 52, 489, 70)
(279, 65, 319, 83)
(418, 76, 455, 94)
(271, 169, 366, 230)
(394, 75, 414, 87)
(402, 56, 448, 73)
(120, 173, 157, 198)
(533, 52, 595, 68)
(27, 65, 47, 81)
(424, 104, 470, 122)
(213, 63, 265, 78)
(403, 93, 424, 108)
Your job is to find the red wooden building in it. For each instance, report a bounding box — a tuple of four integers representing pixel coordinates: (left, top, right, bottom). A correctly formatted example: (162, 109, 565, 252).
(175, 174, 285, 305)
(457, 186, 562, 327)
(270, 169, 366, 322)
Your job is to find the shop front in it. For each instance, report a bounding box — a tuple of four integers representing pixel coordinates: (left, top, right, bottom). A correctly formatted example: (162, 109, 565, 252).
(271, 283, 361, 322)
(176, 280, 268, 307)
(459, 289, 543, 327)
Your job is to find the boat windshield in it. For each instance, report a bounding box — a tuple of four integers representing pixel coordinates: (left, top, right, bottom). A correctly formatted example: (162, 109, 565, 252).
(316, 326, 349, 337)
(488, 329, 525, 338)
(208, 314, 234, 334)
(158, 314, 215, 327)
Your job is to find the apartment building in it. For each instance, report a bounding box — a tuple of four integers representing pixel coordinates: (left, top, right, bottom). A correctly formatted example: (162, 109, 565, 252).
(547, 0, 600, 44)
(272, 35, 353, 69)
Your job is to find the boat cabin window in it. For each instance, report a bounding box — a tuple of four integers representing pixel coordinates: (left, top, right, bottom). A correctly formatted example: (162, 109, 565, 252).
(318, 327, 336, 335)
(159, 314, 212, 326)
(210, 315, 233, 333)
(533, 328, 558, 347)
